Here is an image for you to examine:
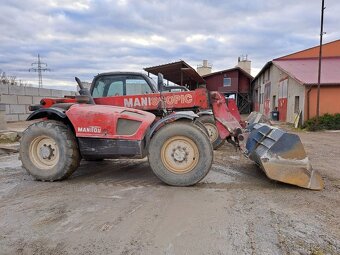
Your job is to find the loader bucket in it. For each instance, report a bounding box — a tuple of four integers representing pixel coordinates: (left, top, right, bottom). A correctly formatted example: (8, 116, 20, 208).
(245, 123, 324, 190)
(246, 111, 272, 126)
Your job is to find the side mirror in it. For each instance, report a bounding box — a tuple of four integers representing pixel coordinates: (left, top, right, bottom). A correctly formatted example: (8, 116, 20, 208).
(157, 73, 164, 92)
(75, 77, 95, 105)
(75, 77, 84, 90)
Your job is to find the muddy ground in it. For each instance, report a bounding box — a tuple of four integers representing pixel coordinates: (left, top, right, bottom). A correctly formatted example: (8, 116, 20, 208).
(0, 129, 339, 255)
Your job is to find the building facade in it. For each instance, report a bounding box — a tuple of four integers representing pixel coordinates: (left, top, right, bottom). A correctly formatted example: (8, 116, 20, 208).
(203, 67, 253, 113)
(252, 39, 340, 124)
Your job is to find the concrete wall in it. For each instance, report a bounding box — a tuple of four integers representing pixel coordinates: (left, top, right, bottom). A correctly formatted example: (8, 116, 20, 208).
(286, 76, 305, 123)
(0, 104, 6, 130)
(0, 83, 76, 122)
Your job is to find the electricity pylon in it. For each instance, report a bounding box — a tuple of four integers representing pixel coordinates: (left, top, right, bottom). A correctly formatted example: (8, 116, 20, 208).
(29, 54, 50, 88)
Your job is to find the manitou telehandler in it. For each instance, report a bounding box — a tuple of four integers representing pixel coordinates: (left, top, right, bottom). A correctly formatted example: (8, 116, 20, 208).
(35, 72, 243, 149)
(23, 74, 324, 190)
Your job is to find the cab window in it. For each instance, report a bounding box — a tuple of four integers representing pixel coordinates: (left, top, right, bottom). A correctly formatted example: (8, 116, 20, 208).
(92, 76, 124, 98)
(92, 75, 153, 97)
(126, 77, 153, 95)
(107, 81, 124, 96)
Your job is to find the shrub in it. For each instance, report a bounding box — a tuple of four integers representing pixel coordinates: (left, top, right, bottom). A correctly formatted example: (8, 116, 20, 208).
(304, 113, 340, 131)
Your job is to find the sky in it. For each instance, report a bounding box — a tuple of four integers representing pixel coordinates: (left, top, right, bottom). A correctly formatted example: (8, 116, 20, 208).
(0, 0, 339, 90)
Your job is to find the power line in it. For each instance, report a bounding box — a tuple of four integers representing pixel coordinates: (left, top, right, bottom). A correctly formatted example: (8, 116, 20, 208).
(29, 54, 51, 88)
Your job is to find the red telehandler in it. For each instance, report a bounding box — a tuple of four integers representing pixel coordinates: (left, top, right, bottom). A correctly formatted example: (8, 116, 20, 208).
(23, 73, 324, 190)
(37, 72, 243, 149)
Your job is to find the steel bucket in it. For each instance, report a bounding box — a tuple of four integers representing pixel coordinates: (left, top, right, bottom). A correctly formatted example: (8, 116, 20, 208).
(245, 123, 324, 190)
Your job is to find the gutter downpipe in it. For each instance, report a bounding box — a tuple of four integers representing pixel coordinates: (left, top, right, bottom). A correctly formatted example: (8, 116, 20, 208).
(306, 85, 312, 120)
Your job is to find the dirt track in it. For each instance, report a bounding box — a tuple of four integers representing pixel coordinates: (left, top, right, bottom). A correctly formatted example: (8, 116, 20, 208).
(0, 130, 339, 255)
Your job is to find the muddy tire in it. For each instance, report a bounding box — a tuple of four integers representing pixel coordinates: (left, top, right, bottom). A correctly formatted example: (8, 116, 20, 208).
(19, 120, 80, 181)
(198, 115, 225, 150)
(148, 122, 213, 186)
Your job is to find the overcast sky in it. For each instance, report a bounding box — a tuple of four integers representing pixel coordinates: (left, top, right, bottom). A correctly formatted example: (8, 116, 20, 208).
(0, 0, 339, 90)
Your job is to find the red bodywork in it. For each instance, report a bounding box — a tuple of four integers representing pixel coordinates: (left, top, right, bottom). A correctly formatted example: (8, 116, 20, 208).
(38, 89, 243, 142)
(40, 88, 210, 112)
(95, 88, 209, 111)
(66, 104, 155, 140)
(210, 92, 243, 139)
(36, 78, 243, 142)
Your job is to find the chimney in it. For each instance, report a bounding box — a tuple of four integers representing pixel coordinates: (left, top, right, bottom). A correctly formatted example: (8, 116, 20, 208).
(236, 55, 251, 74)
(197, 60, 212, 76)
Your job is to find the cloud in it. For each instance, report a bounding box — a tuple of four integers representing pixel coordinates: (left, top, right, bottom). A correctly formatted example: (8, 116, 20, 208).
(0, 0, 339, 88)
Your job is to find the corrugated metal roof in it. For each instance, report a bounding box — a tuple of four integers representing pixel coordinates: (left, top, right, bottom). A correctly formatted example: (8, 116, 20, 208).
(144, 60, 205, 86)
(273, 58, 340, 85)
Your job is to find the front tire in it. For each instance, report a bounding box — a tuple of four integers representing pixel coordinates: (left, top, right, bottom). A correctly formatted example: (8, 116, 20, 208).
(148, 122, 213, 186)
(19, 120, 80, 181)
(198, 115, 225, 150)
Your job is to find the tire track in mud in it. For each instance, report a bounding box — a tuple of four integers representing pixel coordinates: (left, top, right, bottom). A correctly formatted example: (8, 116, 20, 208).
(1, 156, 285, 192)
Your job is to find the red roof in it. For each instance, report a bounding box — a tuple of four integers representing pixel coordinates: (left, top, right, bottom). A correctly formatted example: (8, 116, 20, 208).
(276, 39, 340, 60)
(273, 58, 340, 85)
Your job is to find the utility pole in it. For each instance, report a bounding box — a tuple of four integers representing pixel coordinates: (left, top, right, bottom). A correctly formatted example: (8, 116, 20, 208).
(29, 54, 50, 88)
(316, 0, 325, 123)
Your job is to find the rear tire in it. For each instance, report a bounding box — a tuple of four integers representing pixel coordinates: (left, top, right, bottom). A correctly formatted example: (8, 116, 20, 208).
(198, 115, 225, 150)
(148, 122, 213, 186)
(19, 120, 80, 181)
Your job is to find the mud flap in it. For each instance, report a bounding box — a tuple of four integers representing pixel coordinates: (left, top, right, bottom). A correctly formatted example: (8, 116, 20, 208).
(245, 123, 324, 190)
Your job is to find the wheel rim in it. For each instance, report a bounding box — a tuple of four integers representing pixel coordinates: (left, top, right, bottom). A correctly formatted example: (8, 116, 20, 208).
(161, 135, 199, 174)
(29, 136, 59, 170)
(204, 123, 219, 143)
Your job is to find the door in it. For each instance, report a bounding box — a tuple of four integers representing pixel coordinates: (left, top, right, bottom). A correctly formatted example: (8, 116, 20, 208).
(264, 83, 271, 117)
(278, 79, 288, 121)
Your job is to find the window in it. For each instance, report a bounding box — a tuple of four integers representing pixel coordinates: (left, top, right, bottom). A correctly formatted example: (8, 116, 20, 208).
(294, 96, 300, 113)
(92, 75, 153, 97)
(92, 76, 124, 98)
(264, 83, 271, 100)
(278, 79, 288, 98)
(223, 77, 231, 86)
(107, 81, 124, 96)
(272, 95, 276, 110)
(92, 80, 105, 98)
(126, 77, 153, 95)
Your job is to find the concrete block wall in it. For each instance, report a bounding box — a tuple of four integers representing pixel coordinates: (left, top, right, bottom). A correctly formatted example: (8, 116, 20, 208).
(0, 104, 6, 129)
(0, 83, 76, 122)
